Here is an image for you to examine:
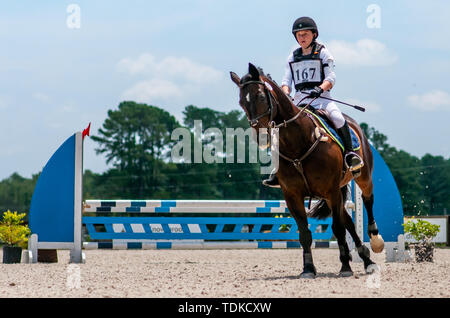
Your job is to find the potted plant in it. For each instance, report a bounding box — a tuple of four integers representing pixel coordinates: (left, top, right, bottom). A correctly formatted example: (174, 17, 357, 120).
(0, 210, 31, 264)
(403, 217, 440, 262)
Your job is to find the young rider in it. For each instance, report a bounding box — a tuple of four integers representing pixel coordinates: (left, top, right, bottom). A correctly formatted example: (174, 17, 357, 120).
(263, 16, 363, 188)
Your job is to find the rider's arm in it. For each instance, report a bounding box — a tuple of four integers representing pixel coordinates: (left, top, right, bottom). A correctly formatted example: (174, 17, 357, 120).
(320, 47, 336, 91)
(282, 85, 291, 95)
(281, 52, 294, 95)
(319, 80, 333, 92)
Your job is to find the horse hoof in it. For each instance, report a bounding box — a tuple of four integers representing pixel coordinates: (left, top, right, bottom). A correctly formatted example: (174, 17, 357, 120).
(300, 272, 316, 279)
(339, 271, 353, 278)
(370, 234, 384, 253)
(365, 264, 380, 274)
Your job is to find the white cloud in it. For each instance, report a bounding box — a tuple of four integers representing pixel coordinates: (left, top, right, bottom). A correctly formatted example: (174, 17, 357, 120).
(407, 90, 450, 111)
(117, 53, 223, 104)
(32, 92, 50, 103)
(160, 56, 222, 83)
(117, 53, 223, 84)
(328, 39, 398, 66)
(121, 79, 183, 103)
(0, 97, 8, 110)
(346, 98, 382, 113)
(61, 104, 77, 113)
(117, 53, 156, 75)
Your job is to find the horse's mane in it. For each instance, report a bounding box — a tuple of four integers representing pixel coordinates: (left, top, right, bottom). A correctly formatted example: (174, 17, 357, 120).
(240, 64, 297, 115)
(259, 74, 297, 114)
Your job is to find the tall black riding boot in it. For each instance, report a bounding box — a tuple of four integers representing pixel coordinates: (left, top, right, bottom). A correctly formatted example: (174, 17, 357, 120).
(337, 121, 363, 171)
(262, 171, 280, 188)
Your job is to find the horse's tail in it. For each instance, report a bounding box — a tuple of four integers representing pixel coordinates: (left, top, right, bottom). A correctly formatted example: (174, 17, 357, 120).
(308, 199, 332, 219)
(308, 187, 349, 219)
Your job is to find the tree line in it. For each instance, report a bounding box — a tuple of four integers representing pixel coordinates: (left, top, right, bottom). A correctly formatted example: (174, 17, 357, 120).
(1, 101, 448, 216)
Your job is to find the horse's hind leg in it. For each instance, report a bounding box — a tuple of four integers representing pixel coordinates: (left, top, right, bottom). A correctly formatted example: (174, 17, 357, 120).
(330, 205, 353, 277)
(342, 211, 378, 273)
(328, 188, 357, 277)
(339, 187, 378, 274)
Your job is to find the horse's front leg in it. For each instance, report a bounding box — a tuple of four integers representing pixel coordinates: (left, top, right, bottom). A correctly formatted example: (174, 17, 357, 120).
(284, 193, 316, 279)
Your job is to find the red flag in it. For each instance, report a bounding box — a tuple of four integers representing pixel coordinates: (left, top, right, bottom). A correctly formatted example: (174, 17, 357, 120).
(82, 122, 91, 140)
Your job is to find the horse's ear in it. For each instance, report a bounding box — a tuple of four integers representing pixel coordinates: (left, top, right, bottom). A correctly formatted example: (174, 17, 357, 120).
(248, 63, 260, 80)
(230, 71, 241, 87)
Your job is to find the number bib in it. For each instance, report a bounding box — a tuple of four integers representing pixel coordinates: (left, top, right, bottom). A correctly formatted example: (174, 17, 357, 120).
(289, 59, 323, 89)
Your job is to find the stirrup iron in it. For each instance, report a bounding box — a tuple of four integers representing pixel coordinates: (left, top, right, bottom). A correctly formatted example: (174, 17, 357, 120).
(344, 152, 364, 171)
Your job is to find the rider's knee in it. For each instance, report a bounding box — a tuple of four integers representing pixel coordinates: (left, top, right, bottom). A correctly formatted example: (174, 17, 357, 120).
(329, 109, 345, 128)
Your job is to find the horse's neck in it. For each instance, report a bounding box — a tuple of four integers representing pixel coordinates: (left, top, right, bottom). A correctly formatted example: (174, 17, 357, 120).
(263, 77, 315, 156)
(274, 104, 314, 157)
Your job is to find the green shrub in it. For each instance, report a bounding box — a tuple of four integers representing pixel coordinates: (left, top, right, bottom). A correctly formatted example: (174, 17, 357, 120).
(0, 210, 31, 248)
(403, 217, 440, 242)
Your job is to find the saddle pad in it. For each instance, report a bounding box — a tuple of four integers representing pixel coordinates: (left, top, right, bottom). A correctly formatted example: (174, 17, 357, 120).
(306, 109, 360, 152)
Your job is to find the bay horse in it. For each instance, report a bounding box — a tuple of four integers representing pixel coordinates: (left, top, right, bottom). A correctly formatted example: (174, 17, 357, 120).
(230, 63, 383, 278)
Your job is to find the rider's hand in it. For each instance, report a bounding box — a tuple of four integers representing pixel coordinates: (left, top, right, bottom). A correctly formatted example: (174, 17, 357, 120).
(309, 86, 324, 98)
(281, 85, 294, 101)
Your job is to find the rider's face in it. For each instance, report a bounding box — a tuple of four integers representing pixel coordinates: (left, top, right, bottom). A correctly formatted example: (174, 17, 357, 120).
(295, 30, 315, 49)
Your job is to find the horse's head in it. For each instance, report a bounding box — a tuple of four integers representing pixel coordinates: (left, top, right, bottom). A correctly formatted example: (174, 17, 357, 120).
(230, 63, 278, 131)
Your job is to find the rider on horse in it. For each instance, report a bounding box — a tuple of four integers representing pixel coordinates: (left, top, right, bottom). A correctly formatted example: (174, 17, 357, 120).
(263, 16, 363, 188)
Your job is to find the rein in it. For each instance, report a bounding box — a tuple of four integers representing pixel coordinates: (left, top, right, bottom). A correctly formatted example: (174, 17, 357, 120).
(271, 95, 318, 129)
(240, 79, 325, 196)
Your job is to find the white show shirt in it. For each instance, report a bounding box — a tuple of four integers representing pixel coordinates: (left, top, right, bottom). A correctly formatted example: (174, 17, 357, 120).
(281, 42, 345, 128)
(281, 41, 336, 108)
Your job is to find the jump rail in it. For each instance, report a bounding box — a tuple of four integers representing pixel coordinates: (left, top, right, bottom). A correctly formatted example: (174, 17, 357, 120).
(82, 199, 335, 250)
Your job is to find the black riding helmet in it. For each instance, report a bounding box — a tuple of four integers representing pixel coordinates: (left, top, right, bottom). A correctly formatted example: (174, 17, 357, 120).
(292, 17, 319, 40)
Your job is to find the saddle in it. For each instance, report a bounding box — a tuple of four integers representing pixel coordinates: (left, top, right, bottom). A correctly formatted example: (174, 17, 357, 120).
(298, 104, 363, 181)
(301, 105, 360, 153)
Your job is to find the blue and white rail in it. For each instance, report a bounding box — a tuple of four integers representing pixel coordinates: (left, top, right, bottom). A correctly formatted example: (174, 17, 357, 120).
(82, 199, 335, 250)
(83, 199, 290, 214)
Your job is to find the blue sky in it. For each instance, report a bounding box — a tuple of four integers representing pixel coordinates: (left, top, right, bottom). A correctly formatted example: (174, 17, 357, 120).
(1, 0, 450, 180)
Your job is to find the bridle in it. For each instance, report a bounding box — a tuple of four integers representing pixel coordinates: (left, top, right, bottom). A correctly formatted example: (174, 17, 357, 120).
(239, 80, 275, 128)
(239, 78, 318, 130)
